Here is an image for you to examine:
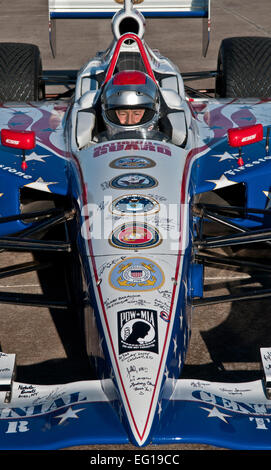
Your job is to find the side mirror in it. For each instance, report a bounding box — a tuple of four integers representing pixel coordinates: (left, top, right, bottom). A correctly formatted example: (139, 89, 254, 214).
(76, 111, 96, 149)
(228, 124, 263, 147)
(166, 112, 187, 147)
(1, 129, 36, 170)
(1, 129, 35, 150)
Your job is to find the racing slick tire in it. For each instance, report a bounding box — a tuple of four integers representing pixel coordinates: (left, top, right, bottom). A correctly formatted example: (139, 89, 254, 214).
(0, 43, 45, 101)
(215, 37, 271, 98)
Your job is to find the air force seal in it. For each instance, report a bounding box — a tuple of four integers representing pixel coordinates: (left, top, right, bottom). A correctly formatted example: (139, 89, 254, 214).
(109, 257, 164, 291)
(110, 195, 159, 216)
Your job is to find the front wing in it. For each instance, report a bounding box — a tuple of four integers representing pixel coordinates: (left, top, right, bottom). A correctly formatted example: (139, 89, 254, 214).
(0, 376, 129, 449)
(1, 360, 271, 449)
(156, 377, 271, 449)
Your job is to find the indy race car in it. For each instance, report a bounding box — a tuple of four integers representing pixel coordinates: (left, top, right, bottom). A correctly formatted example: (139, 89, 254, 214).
(1, 0, 271, 450)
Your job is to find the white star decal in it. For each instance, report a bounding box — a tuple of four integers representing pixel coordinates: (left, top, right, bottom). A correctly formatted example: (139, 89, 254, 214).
(25, 152, 51, 163)
(54, 406, 85, 425)
(173, 336, 178, 357)
(200, 406, 232, 423)
(164, 366, 169, 379)
(206, 174, 237, 190)
(178, 352, 182, 371)
(179, 312, 183, 330)
(211, 151, 237, 162)
(157, 401, 162, 419)
(24, 177, 58, 193)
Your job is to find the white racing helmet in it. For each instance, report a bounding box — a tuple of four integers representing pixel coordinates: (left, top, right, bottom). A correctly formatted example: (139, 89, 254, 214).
(101, 70, 160, 138)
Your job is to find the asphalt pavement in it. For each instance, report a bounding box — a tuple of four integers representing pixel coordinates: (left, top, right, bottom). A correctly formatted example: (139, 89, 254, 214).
(0, 0, 270, 453)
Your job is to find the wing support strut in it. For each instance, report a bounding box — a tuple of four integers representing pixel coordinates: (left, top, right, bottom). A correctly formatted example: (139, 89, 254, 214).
(0, 208, 75, 309)
(193, 202, 271, 306)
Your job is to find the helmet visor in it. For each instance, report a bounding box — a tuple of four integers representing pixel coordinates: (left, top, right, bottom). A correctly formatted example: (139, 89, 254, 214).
(105, 106, 156, 126)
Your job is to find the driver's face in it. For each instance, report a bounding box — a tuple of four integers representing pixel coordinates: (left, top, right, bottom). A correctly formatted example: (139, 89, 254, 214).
(115, 109, 145, 125)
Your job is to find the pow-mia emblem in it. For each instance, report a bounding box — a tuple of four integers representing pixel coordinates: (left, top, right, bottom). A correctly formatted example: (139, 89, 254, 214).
(110, 195, 160, 216)
(110, 222, 161, 249)
(118, 309, 158, 354)
(110, 173, 158, 190)
(109, 257, 164, 291)
(109, 156, 156, 170)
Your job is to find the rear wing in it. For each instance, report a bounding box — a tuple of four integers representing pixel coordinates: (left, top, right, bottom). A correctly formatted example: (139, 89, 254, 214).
(48, 0, 211, 57)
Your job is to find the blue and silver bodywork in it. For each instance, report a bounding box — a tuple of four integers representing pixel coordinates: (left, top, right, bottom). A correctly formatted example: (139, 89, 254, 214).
(0, 0, 271, 450)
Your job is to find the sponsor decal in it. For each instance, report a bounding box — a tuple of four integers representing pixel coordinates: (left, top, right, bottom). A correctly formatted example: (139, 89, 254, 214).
(118, 309, 158, 354)
(0, 164, 32, 180)
(109, 257, 164, 291)
(110, 222, 162, 249)
(160, 310, 170, 322)
(110, 194, 160, 216)
(93, 141, 171, 158)
(109, 156, 156, 170)
(110, 173, 157, 190)
(224, 154, 271, 176)
(0, 390, 88, 420)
